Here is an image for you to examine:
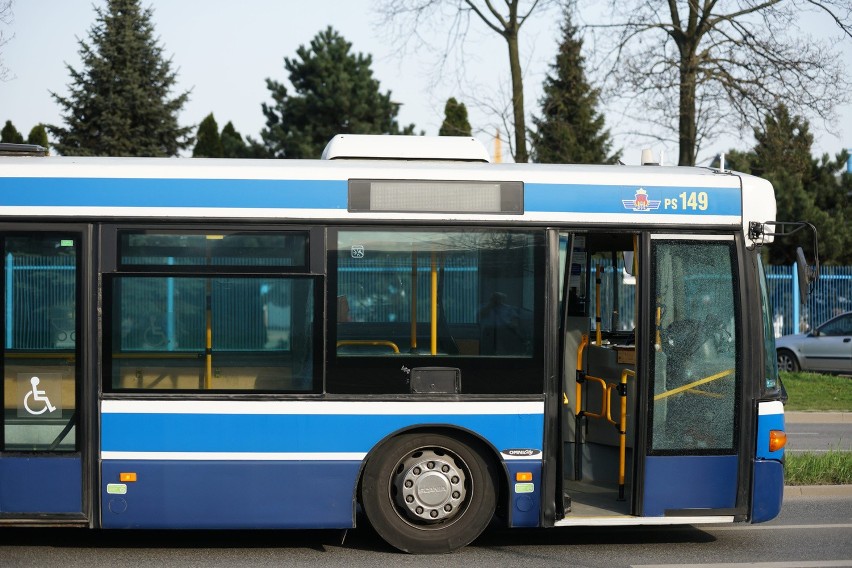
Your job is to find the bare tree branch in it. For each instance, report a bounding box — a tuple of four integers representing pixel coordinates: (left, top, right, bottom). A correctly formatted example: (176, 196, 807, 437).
(375, 0, 558, 162)
(585, 0, 851, 165)
(0, 0, 14, 82)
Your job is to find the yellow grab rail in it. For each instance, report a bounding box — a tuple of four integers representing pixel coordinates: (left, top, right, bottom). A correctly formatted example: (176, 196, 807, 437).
(653, 368, 734, 401)
(336, 340, 401, 354)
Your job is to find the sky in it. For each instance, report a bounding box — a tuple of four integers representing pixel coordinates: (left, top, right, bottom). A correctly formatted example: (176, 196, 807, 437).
(1, 0, 850, 165)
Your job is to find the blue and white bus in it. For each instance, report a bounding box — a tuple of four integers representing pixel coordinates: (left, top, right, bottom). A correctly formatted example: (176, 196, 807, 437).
(0, 135, 787, 553)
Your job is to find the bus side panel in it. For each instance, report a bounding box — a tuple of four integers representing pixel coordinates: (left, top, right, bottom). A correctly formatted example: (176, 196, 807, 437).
(99, 400, 545, 530)
(751, 459, 783, 523)
(0, 456, 82, 513)
(101, 460, 359, 529)
(503, 459, 541, 528)
(642, 455, 738, 516)
(751, 401, 784, 523)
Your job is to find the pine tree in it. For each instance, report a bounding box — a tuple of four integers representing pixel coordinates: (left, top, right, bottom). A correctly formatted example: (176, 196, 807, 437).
(529, 6, 619, 165)
(261, 27, 416, 159)
(439, 98, 472, 137)
(730, 104, 850, 265)
(221, 122, 250, 158)
(26, 124, 49, 149)
(192, 113, 223, 158)
(49, 0, 192, 156)
(1, 120, 24, 143)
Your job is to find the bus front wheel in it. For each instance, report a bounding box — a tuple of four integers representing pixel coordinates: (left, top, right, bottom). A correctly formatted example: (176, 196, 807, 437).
(361, 432, 497, 554)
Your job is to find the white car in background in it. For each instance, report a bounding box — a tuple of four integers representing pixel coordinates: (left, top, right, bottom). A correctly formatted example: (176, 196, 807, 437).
(776, 311, 852, 373)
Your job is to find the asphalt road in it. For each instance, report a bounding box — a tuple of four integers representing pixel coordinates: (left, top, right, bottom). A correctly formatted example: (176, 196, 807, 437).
(0, 490, 849, 567)
(786, 411, 851, 453)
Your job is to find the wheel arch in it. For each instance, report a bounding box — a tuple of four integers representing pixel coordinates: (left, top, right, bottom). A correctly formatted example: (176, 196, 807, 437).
(355, 423, 510, 525)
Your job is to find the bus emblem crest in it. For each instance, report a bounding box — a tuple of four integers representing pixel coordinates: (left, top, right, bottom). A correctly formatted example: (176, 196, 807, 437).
(622, 188, 661, 212)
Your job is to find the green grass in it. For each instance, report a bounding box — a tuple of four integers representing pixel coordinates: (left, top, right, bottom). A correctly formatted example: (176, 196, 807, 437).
(785, 451, 852, 485)
(779, 371, 851, 485)
(780, 371, 852, 412)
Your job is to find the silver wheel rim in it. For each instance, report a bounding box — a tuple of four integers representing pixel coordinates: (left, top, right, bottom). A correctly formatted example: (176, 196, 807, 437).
(391, 447, 468, 526)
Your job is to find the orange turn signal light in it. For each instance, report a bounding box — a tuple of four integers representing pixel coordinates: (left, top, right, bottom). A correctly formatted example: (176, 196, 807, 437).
(119, 472, 137, 482)
(769, 430, 787, 453)
(516, 472, 533, 482)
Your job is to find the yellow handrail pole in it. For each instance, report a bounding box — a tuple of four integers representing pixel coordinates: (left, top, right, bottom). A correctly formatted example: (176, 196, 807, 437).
(582, 376, 608, 419)
(617, 369, 634, 500)
(431, 252, 438, 355)
(654, 368, 735, 401)
(410, 253, 418, 351)
(595, 266, 603, 345)
(655, 305, 662, 351)
(205, 306, 213, 389)
(573, 334, 589, 480)
(205, 277, 213, 390)
(575, 335, 588, 417)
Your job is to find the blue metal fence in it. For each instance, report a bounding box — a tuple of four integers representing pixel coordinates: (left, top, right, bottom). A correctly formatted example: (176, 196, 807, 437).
(766, 264, 852, 336)
(5, 256, 851, 349)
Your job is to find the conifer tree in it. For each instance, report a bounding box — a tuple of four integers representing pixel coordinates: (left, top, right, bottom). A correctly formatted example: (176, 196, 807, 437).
(1, 119, 23, 143)
(439, 98, 472, 137)
(723, 104, 851, 265)
(221, 122, 250, 158)
(26, 124, 49, 148)
(261, 27, 415, 159)
(49, 0, 192, 156)
(530, 6, 619, 165)
(192, 113, 223, 158)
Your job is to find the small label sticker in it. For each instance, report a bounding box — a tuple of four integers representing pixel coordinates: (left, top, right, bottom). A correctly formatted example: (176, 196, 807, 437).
(60, 239, 74, 247)
(514, 482, 534, 494)
(106, 483, 127, 495)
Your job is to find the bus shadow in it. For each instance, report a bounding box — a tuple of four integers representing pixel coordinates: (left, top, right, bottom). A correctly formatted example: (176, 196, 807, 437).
(0, 523, 714, 554)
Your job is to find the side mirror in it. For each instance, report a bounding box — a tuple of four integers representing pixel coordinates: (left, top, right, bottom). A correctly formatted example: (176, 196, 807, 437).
(796, 247, 811, 306)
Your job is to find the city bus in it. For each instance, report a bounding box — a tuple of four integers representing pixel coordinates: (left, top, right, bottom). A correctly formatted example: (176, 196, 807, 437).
(0, 135, 789, 553)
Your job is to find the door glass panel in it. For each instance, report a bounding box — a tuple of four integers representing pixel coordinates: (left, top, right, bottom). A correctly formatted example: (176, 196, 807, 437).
(3, 235, 78, 451)
(650, 239, 739, 453)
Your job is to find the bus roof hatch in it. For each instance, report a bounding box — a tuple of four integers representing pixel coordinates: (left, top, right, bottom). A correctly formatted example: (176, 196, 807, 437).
(321, 134, 491, 163)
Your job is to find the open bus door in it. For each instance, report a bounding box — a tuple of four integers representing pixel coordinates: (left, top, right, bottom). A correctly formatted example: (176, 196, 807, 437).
(557, 231, 746, 524)
(0, 225, 90, 525)
(640, 234, 744, 518)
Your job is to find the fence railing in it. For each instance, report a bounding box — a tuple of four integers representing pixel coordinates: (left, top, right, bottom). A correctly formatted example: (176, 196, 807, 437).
(5, 256, 851, 349)
(766, 264, 852, 336)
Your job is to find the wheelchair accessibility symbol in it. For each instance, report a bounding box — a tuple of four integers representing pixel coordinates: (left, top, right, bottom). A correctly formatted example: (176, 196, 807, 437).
(24, 376, 57, 415)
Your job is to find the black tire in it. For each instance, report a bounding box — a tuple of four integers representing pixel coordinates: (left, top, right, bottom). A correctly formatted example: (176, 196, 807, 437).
(777, 349, 800, 372)
(361, 432, 497, 554)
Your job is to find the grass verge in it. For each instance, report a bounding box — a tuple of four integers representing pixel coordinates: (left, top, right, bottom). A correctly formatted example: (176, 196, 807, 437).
(785, 451, 852, 485)
(780, 371, 852, 411)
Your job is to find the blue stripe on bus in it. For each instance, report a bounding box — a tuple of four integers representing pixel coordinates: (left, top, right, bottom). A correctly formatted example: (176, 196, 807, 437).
(1, 178, 348, 209)
(526, 183, 742, 215)
(2, 177, 742, 216)
(101, 412, 544, 454)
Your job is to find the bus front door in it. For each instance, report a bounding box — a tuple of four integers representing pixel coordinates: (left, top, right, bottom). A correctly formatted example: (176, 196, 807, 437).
(0, 228, 88, 524)
(642, 235, 743, 517)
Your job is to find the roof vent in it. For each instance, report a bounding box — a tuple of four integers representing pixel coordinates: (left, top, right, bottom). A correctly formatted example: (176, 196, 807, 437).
(640, 148, 658, 166)
(321, 134, 490, 162)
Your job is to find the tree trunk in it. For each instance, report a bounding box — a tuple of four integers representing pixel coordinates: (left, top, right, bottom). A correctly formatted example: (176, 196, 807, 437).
(506, 30, 528, 163)
(678, 54, 697, 166)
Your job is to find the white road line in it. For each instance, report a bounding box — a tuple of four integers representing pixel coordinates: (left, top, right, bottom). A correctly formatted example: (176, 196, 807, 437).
(698, 523, 852, 531)
(633, 561, 852, 567)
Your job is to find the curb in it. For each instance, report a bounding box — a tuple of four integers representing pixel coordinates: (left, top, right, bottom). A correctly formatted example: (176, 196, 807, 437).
(785, 411, 851, 424)
(784, 484, 852, 498)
